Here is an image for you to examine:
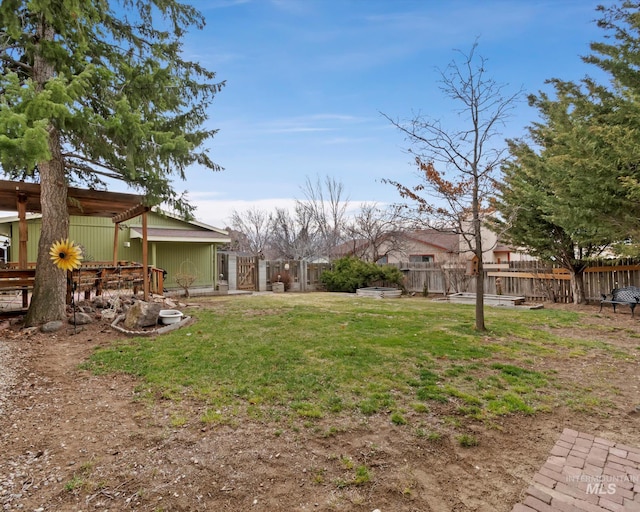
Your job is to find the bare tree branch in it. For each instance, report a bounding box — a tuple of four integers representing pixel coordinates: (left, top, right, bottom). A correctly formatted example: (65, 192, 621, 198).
(381, 42, 523, 331)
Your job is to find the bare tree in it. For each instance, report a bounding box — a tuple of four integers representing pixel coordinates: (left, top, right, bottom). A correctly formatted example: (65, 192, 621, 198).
(228, 207, 271, 257)
(298, 175, 349, 260)
(347, 203, 406, 262)
(383, 43, 521, 331)
(269, 205, 319, 260)
(441, 253, 474, 295)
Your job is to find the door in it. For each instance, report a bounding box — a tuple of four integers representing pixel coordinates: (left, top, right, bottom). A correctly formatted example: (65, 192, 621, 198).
(236, 256, 257, 290)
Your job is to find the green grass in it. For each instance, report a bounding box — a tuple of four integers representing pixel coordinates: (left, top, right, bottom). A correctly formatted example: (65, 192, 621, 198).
(457, 433, 479, 447)
(84, 293, 618, 424)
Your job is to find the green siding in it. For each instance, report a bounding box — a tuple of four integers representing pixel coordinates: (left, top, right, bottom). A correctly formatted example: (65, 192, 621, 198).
(69, 216, 119, 262)
(0, 212, 221, 289)
(154, 242, 213, 290)
(122, 239, 213, 289)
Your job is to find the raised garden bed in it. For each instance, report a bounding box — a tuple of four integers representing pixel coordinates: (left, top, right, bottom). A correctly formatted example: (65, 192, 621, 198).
(356, 287, 402, 299)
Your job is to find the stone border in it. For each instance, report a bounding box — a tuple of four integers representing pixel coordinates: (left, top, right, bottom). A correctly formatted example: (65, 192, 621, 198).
(109, 314, 194, 336)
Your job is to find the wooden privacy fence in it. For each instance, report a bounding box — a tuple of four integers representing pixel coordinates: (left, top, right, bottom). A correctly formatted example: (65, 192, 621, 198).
(388, 259, 640, 304)
(217, 253, 640, 302)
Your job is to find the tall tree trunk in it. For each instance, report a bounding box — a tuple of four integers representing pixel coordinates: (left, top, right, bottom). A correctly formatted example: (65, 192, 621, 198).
(25, 139, 69, 326)
(475, 257, 485, 331)
(473, 176, 486, 331)
(474, 253, 486, 331)
(24, 21, 69, 327)
(569, 268, 586, 305)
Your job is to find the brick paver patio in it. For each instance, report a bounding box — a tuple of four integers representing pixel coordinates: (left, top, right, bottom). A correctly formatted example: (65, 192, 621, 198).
(511, 428, 640, 512)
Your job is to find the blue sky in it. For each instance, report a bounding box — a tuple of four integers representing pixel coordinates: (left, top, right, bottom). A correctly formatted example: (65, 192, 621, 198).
(166, 0, 615, 228)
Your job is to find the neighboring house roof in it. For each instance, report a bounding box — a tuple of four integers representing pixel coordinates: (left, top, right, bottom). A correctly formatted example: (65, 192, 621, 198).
(333, 230, 460, 259)
(332, 238, 369, 257)
(130, 227, 230, 244)
(494, 243, 513, 252)
(401, 230, 459, 252)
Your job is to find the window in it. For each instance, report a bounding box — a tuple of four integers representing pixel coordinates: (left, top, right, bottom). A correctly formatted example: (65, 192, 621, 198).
(409, 254, 434, 263)
(376, 255, 388, 264)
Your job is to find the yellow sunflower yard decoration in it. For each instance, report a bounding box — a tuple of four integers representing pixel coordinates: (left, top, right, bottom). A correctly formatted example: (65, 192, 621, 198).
(49, 239, 83, 271)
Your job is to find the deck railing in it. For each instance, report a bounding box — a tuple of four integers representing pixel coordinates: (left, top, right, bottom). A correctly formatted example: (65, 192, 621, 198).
(0, 261, 164, 309)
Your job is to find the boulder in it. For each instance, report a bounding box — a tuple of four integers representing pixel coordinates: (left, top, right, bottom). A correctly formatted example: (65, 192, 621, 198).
(123, 301, 162, 330)
(41, 320, 64, 333)
(70, 312, 93, 325)
(92, 296, 109, 309)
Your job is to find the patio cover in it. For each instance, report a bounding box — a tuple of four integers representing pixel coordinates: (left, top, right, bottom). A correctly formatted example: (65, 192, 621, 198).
(0, 180, 153, 300)
(0, 179, 146, 217)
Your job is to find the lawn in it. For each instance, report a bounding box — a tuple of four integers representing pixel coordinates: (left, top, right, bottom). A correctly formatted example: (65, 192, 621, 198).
(85, 293, 627, 428)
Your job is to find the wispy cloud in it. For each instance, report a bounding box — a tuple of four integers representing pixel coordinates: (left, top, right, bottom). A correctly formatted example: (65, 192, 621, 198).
(201, 0, 252, 10)
(255, 113, 368, 135)
(319, 136, 375, 146)
(265, 126, 331, 134)
(269, 0, 314, 15)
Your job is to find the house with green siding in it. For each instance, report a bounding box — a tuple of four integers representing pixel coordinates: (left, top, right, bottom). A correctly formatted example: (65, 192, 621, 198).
(0, 209, 230, 291)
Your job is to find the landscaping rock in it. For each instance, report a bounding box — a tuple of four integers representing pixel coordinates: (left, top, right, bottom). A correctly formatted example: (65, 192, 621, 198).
(92, 296, 109, 309)
(101, 309, 117, 321)
(41, 321, 64, 333)
(123, 301, 162, 330)
(70, 312, 93, 325)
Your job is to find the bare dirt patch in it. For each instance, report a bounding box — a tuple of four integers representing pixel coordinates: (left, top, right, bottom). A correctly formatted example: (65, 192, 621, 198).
(0, 301, 639, 511)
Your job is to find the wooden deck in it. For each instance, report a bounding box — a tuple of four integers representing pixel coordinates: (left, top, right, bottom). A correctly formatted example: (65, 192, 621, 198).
(0, 262, 164, 310)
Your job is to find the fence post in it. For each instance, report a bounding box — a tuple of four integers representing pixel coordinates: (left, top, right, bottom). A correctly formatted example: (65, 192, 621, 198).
(227, 254, 237, 291)
(300, 260, 307, 292)
(258, 259, 267, 291)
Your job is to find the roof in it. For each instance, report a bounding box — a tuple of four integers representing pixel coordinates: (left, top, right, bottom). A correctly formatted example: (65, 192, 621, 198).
(332, 238, 369, 257)
(0, 179, 146, 218)
(332, 230, 460, 259)
(402, 230, 459, 252)
(147, 207, 228, 235)
(130, 227, 230, 244)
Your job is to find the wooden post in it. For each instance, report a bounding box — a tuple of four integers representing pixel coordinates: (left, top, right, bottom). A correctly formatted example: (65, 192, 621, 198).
(142, 211, 149, 300)
(17, 194, 27, 268)
(111, 204, 150, 299)
(213, 244, 218, 289)
(17, 194, 28, 308)
(113, 222, 119, 265)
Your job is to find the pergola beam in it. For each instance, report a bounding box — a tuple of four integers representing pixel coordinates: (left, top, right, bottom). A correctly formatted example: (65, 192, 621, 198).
(112, 204, 151, 224)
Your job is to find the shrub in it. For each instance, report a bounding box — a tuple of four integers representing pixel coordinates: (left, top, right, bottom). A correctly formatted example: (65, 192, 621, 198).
(320, 257, 404, 293)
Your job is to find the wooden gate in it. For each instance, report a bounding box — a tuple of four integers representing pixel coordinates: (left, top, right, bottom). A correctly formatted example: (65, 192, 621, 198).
(237, 256, 257, 290)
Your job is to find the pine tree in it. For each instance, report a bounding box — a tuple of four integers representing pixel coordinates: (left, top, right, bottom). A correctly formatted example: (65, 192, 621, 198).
(0, 1, 224, 325)
(494, 2, 640, 303)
